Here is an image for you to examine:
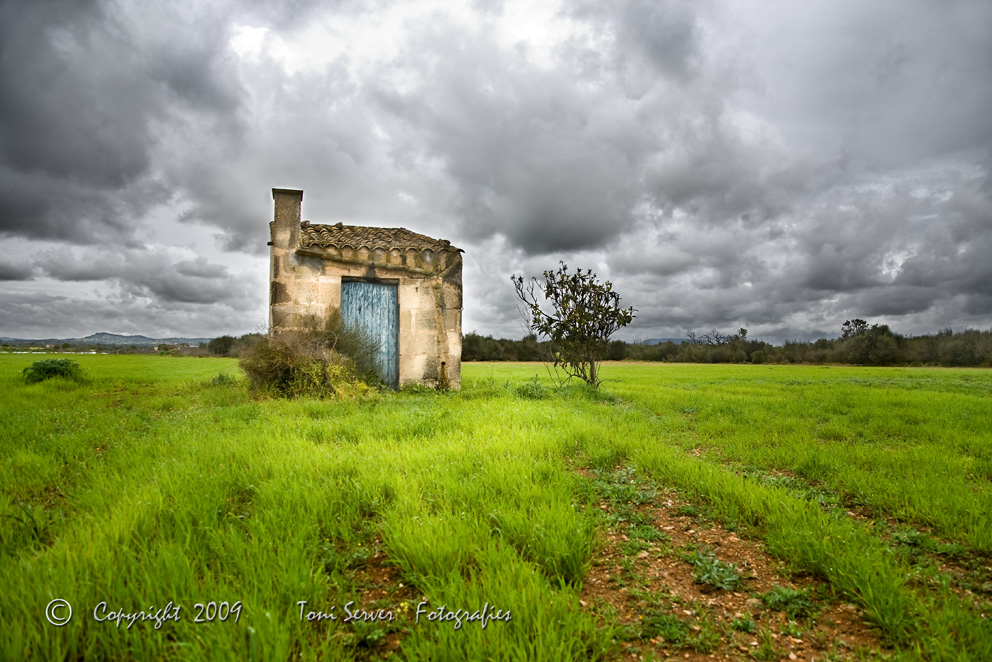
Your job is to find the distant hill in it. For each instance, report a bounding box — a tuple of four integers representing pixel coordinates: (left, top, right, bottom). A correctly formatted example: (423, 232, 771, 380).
(0, 332, 214, 347)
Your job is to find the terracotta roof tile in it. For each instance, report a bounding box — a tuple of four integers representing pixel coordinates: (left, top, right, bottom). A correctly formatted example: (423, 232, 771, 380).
(299, 222, 461, 253)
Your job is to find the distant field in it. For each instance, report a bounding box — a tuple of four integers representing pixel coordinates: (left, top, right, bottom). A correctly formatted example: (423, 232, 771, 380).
(1, 356, 989, 661)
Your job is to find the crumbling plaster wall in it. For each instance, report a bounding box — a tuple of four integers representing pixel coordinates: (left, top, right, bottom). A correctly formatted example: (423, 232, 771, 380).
(268, 188, 462, 389)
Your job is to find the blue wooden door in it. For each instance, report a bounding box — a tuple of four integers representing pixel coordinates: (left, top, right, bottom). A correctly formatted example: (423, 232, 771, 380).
(340, 280, 399, 388)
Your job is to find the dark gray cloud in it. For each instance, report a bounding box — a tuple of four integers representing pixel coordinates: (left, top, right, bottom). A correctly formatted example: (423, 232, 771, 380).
(158, 57, 392, 255)
(0, 286, 265, 338)
(31, 247, 248, 306)
(0, 0, 243, 245)
(568, 0, 705, 83)
(734, 0, 992, 172)
(644, 111, 809, 225)
(370, 17, 671, 254)
(0, 257, 35, 281)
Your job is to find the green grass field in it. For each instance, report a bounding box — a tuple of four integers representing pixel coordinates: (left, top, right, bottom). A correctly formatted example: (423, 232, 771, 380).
(1, 355, 990, 660)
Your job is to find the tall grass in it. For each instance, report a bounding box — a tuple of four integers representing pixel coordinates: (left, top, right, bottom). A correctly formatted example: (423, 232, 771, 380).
(601, 363, 992, 550)
(1, 356, 990, 660)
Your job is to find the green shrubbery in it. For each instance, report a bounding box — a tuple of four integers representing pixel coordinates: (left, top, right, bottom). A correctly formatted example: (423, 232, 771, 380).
(683, 549, 743, 591)
(209, 372, 239, 387)
(238, 313, 381, 397)
(464, 324, 992, 367)
(206, 335, 236, 356)
(759, 585, 818, 620)
(21, 359, 85, 384)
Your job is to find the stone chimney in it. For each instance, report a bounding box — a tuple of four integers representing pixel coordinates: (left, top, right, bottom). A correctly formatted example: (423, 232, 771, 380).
(269, 188, 303, 332)
(271, 188, 303, 249)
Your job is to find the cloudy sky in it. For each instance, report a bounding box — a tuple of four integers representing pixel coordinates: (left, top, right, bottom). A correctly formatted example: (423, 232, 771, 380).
(1, 0, 990, 343)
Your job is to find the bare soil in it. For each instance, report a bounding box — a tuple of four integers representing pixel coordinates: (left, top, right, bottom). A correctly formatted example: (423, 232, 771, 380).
(581, 482, 894, 661)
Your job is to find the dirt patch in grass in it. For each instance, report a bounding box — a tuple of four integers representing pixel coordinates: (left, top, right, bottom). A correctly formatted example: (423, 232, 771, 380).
(323, 536, 421, 658)
(354, 538, 417, 604)
(581, 482, 891, 661)
(865, 523, 992, 610)
(934, 553, 992, 605)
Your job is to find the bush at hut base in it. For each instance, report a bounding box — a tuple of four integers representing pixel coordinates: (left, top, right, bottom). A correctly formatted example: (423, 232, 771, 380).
(239, 314, 380, 398)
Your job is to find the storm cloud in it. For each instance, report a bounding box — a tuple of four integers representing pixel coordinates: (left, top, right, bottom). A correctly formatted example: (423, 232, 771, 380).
(0, 0, 990, 341)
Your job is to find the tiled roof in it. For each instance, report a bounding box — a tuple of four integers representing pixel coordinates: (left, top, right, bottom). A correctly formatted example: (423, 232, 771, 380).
(299, 222, 461, 253)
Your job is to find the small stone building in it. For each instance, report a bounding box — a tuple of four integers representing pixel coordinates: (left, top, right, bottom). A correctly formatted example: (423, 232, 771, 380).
(268, 188, 463, 389)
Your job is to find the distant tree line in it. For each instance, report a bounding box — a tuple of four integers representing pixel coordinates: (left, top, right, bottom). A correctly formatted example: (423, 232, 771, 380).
(205, 334, 264, 357)
(1, 334, 265, 357)
(9, 324, 990, 368)
(0, 342, 172, 355)
(462, 321, 992, 367)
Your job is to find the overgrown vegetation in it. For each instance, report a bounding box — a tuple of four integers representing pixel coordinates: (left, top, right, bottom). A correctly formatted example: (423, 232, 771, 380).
(239, 313, 382, 397)
(20, 358, 85, 384)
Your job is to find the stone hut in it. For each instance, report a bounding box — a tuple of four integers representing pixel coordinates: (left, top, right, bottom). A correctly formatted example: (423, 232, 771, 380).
(268, 188, 463, 389)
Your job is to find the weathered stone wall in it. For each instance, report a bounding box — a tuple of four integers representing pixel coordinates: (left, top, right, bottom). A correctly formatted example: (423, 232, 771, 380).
(268, 188, 462, 389)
